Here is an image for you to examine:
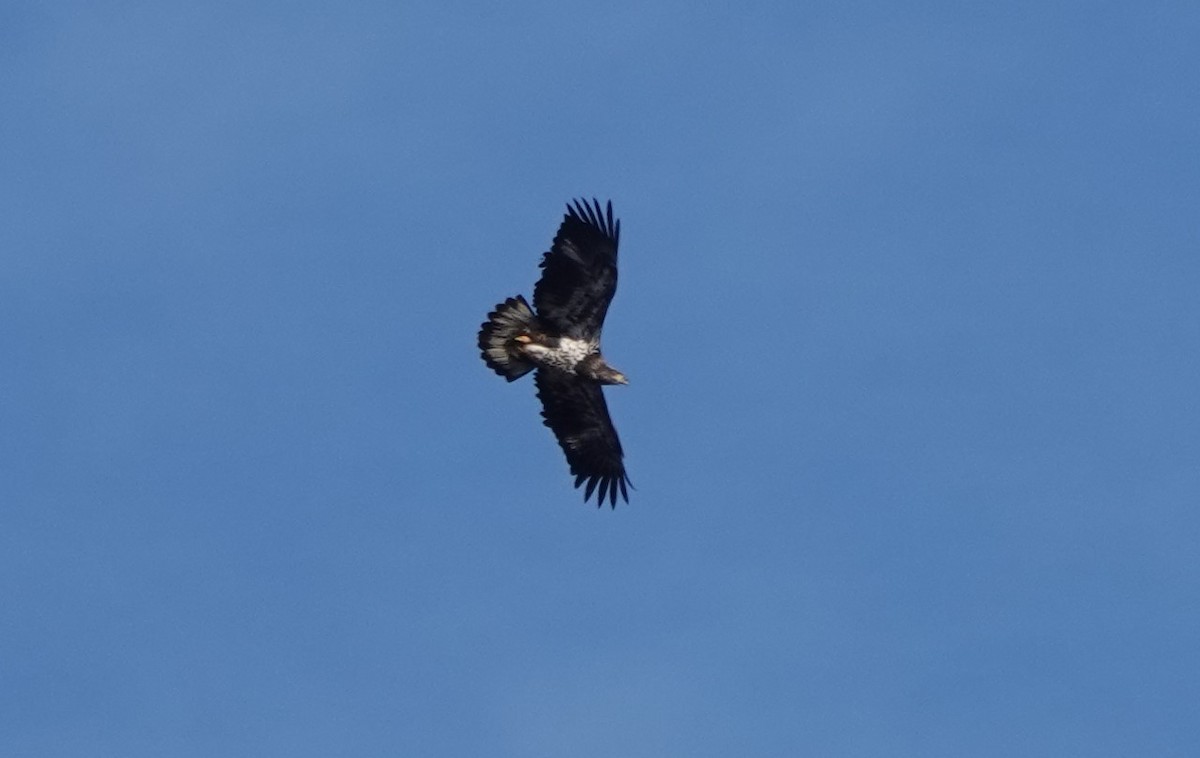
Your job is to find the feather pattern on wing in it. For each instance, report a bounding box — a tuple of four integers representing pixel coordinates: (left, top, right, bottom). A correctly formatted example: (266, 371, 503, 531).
(533, 198, 620, 339)
(534, 369, 631, 508)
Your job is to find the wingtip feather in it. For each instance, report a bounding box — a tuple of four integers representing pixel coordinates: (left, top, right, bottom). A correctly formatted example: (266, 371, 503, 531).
(564, 197, 618, 243)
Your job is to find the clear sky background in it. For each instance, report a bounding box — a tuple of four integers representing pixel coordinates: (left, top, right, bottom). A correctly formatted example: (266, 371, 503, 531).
(3, 2, 1198, 756)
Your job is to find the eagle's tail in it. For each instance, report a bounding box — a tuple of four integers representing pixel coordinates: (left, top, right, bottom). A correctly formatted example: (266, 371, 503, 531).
(478, 295, 537, 382)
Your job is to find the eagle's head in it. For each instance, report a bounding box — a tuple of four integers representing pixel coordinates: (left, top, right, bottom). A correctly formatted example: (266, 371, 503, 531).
(580, 354, 628, 385)
(602, 369, 629, 386)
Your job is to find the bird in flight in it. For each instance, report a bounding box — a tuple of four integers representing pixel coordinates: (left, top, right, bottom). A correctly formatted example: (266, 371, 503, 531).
(477, 198, 632, 507)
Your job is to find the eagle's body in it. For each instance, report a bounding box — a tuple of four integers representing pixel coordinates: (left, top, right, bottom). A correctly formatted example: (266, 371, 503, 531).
(518, 334, 595, 374)
(477, 198, 631, 507)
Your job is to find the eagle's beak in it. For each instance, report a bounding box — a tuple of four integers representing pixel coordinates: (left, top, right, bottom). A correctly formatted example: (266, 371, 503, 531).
(613, 373, 629, 385)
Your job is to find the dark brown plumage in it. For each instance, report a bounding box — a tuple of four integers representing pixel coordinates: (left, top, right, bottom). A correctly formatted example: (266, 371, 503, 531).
(477, 199, 632, 507)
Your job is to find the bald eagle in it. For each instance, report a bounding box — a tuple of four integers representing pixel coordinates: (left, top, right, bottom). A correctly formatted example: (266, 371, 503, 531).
(477, 198, 632, 507)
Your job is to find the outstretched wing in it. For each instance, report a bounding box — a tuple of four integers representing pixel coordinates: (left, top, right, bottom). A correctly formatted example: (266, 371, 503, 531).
(534, 370, 631, 507)
(533, 198, 620, 339)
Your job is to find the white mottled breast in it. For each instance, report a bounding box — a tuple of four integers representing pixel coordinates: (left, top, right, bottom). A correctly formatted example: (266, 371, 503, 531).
(523, 336, 596, 372)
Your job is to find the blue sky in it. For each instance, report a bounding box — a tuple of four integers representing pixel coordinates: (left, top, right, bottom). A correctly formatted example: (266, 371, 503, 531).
(3, 2, 1198, 756)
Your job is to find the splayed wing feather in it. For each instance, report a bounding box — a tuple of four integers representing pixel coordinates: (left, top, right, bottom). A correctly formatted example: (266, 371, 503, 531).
(535, 370, 631, 508)
(533, 198, 620, 339)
